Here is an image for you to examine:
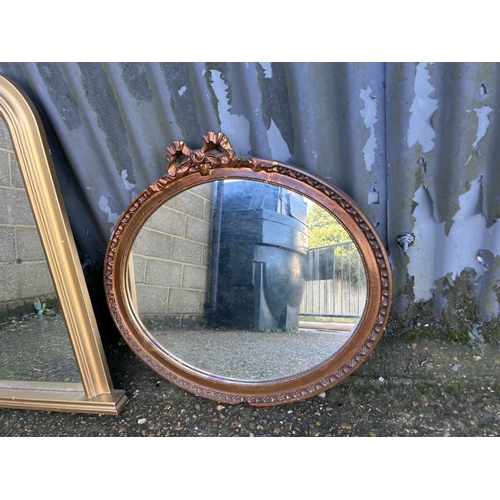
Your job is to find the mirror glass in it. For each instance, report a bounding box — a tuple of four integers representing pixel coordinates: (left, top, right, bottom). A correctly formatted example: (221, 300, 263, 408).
(0, 117, 81, 384)
(127, 179, 367, 381)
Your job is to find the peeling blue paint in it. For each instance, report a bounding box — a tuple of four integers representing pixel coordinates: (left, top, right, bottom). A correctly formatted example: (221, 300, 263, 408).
(266, 119, 291, 162)
(409, 177, 500, 304)
(121, 169, 135, 191)
(2, 62, 500, 325)
(98, 195, 119, 229)
(407, 63, 438, 153)
(360, 86, 378, 171)
(209, 69, 251, 156)
(472, 105, 493, 151)
(258, 63, 273, 79)
(368, 188, 379, 205)
(408, 186, 445, 301)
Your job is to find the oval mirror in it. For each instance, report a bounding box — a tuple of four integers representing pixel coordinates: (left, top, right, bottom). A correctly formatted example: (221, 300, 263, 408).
(105, 132, 391, 405)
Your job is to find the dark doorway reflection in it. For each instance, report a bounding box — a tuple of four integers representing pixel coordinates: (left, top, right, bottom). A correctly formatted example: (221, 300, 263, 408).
(210, 180, 308, 331)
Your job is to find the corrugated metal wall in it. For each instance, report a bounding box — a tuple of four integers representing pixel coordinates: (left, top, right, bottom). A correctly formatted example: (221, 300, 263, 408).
(1, 62, 499, 330)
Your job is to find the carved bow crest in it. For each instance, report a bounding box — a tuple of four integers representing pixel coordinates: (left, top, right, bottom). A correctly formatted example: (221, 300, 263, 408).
(165, 131, 235, 178)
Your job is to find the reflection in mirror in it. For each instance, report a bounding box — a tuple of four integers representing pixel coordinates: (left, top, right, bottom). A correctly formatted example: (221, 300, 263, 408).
(127, 180, 367, 381)
(0, 117, 81, 383)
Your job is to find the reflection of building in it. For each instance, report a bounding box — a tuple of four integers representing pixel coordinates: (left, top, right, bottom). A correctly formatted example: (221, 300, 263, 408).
(0, 118, 56, 320)
(130, 183, 215, 327)
(210, 181, 308, 331)
(130, 180, 309, 331)
(129, 179, 367, 331)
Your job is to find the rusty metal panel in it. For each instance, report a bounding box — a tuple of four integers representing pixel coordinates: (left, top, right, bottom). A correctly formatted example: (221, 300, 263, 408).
(1, 62, 500, 324)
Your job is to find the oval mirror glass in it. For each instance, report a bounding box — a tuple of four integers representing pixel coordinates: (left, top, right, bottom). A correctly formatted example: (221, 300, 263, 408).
(127, 180, 367, 381)
(105, 131, 391, 405)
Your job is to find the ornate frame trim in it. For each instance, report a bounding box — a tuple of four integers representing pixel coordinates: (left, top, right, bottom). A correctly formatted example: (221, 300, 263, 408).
(0, 75, 127, 414)
(105, 132, 392, 406)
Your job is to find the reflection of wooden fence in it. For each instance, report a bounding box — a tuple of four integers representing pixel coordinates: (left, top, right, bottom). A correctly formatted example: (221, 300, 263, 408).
(300, 242, 367, 319)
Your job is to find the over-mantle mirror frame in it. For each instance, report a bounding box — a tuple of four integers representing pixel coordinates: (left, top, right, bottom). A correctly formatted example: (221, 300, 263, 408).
(105, 132, 392, 405)
(0, 75, 127, 414)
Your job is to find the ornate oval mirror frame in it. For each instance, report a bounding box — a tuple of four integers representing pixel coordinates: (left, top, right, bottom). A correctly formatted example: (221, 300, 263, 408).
(105, 132, 392, 405)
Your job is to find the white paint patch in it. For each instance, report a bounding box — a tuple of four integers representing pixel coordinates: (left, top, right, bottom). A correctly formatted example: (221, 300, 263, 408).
(267, 119, 291, 162)
(258, 63, 273, 78)
(472, 105, 493, 151)
(121, 169, 135, 191)
(360, 86, 378, 171)
(98, 195, 119, 229)
(407, 63, 438, 153)
(408, 178, 500, 301)
(210, 70, 251, 155)
(407, 188, 438, 300)
(453, 177, 483, 220)
(368, 188, 379, 205)
(178, 86, 187, 97)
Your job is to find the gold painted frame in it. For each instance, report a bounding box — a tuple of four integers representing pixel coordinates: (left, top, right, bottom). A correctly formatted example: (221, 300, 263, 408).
(0, 75, 127, 414)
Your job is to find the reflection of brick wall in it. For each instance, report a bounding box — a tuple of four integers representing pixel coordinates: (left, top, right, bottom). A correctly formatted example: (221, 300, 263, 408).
(131, 183, 214, 325)
(0, 118, 55, 315)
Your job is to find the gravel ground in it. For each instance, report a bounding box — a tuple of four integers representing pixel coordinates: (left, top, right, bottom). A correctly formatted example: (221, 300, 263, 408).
(152, 327, 350, 380)
(1, 327, 500, 437)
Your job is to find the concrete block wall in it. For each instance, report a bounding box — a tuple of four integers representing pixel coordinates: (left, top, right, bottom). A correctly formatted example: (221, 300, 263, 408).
(0, 118, 56, 318)
(131, 183, 215, 326)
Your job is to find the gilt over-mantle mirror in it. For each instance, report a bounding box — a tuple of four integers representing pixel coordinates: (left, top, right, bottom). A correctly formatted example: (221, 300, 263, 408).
(105, 132, 392, 405)
(0, 75, 127, 414)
